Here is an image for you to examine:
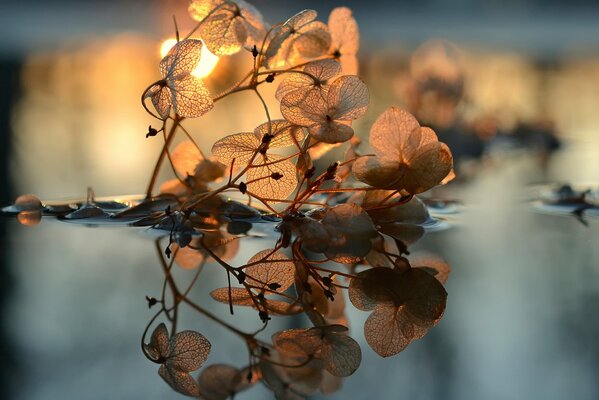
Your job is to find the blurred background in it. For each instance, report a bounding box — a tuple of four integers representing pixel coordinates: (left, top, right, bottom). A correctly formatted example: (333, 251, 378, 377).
(1, 0, 598, 399)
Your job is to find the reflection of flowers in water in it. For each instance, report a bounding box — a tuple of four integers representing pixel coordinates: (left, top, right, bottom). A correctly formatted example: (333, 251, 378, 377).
(4, 1, 457, 399)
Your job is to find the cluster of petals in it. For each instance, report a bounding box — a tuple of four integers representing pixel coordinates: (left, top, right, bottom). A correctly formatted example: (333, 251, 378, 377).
(145, 39, 214, 119)
(144, 323, 211, 396)
(353, 107, 454, 194)
(265, 9, 331, 69)
(292, 203, 378, 262)
(327, 7, 359, 75)
(279, 67, 368, 144)
(188, 0, 266, 56)
(272, 324, 361, 378)
(348, 265, 447, 357)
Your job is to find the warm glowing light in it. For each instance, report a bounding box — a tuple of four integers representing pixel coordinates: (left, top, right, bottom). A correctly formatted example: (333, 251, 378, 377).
(160, 38, 219, 78)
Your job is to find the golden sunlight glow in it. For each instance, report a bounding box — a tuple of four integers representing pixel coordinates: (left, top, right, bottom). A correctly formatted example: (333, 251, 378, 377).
(160, 38, 219, 78)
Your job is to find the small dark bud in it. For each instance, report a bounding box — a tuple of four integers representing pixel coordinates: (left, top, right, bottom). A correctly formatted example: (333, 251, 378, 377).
(262, 133, 273, 144)
(165, 205, 171, 215)
(304, 166, 316, 179)
(251, 45, 259, 58)
(333, 49, 342, 58)
(239, 182, 247, 194)
(324, 289, 335, 301)
(322, 276, 333, 287)
(164, 245, 172, 258)
(146, 125, 159, 138)
(256, 293, 266, 301)
(265, 74, 275, 83)
(267, 282, 281, 291)
(258, 310, 271, 323)
(146, 296, 157, 308)
(260, 346, 271, 356)
(271, 172, 284, 180)
(246, 371, 253, 382)
(303, 282, 312, 293)
(395, 239, 409, 255)
(237, 271, 246, 284)
(325, 114, 332, 122)
(324, 162, 339, 180)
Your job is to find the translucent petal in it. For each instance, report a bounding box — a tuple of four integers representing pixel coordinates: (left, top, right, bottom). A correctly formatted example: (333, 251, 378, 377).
(326, 75, 368, 121)
(348, 267, 398, 311)
(321, 333, 361, 377)
(305, 59, 341, 82)
(246, 155, 298, 201)
(200, 7, 247, 56)
(276, 73, 316, 102)
(245, 249, 295, 291)
(412, 253, 451, 284)
(197, 364, 243, 400)
(363, 303, 426, 357)
(361, 268, 447, 357)
(292, 21, 331, 59)
(238, 0, 267, 45)
(158, 365, 201, 397)
(286, 9, 318, 28)
(167, 330, 211, 372)
(352, 157, 403, 189)
(160, 39, 204, 78)
(308, 120, 354, 144)
(211, 132, 261, 165)
(328, 7, 359, 75)
(265, 10, 330, 68)
(210, 287, 254, 306)
(272, 328, 322, 359)
(171, 140, 203, 177)
(171, 74, 214, 118)
(369, 106, 421, 161)
(280, 86, 328, 127)
(276, 60, 339, 102)
(188, 0, 222, 22)
(145, 323, 170, 360)
(328, 7, 359, 56)
(355, 192, 429, 225)
(146, 84, 171, 119)
(400, 142, 454, 194)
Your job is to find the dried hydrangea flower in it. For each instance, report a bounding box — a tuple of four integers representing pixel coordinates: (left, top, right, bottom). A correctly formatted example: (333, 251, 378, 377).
(144, 39, 214, 119)
(144, 323, 211, 396)
(348, 266, 447, 357)
(273, 324, 361, 377)
(328, 7, 359, 75)
(265, 9, 331, 69)
(197, 364, 254, 400)
(353, 107, 453, 194)
(281, 75, 368, 144)
(188, 0, 266, 56)
(275, 59, 341, 102)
